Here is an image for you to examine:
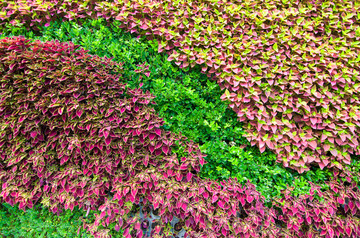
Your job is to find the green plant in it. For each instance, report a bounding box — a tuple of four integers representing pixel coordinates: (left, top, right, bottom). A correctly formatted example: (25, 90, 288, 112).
(0, 203, 99, 238)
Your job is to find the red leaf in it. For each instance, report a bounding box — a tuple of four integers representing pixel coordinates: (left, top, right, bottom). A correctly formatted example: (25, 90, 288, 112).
(103, 130, 109, 139)
(155, 149, 162, 156)
(149, 145, 155, 153)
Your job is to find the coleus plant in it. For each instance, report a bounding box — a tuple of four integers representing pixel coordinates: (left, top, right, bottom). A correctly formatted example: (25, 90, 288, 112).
(0, 36, 204, 237)
(0, 35, 273, 238)
(2, 36, 360, 238)
(271, 169, 360, 238)
(1, 0, 360, 174)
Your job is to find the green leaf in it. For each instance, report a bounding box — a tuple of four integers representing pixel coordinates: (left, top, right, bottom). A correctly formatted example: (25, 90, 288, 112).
(273, 43, 278, 52)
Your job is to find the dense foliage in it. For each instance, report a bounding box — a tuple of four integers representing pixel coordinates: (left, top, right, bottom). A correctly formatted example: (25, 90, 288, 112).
(0, 17, 335, 202)
(0, 202, 99, 238)
(0, 32, 360, 238)
(1, 0, 360, 174)
(0, 18, 344, 237)
(0, 0, 360, 237)
(0, 36, 204, 237)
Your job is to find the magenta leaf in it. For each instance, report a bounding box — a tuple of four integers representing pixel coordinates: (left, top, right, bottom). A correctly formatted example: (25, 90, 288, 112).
(76, 109, 83, 118)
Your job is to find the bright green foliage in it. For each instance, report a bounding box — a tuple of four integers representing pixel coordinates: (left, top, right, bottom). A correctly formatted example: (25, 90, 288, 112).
(0, 203, 99, 238)
(0, 202, 124, 238)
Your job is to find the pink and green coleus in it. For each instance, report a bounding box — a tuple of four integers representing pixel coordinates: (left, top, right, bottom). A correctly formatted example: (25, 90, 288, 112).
(1, 0, 360, 173)
(1, 36, 360, 238)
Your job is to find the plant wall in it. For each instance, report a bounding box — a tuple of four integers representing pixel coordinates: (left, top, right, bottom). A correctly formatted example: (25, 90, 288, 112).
(1, 0, 360, 173)
(0, 0, 360, 237)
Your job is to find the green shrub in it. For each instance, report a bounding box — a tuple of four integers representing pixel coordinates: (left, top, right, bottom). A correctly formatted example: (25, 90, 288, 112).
(0, 203, 98, 238)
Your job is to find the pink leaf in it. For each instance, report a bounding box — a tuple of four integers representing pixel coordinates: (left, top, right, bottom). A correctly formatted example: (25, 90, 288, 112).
(221, 228, 227, 236)
(308, 140, 317, 149)
(176, 173, 182, 181)
(337, 197, 345, 204)
(310, 117, 317, 125)
(144, 155, 149, 167)
(203, 191, 209, 199)
(154, 129, 161, 136)
(345, 226, 352, 236)
(330, 149, 338, 156)
(149, 133, 156, 140)
(186, 172, 192, 181)
(105, 137, 111, 146)
(212, 194, 219, 203)
(162, 145, 169, 155)
(179, 163, 188, 170)
(323, 144, 330, 151)
(314, 208, 320, 216)
(246, 195, 254, 203)
(103, 130, 109, 139)
(76, 109, 83, 118)
(30, 131, 38, 139)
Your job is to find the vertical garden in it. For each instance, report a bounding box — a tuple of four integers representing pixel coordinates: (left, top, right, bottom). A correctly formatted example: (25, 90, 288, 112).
(0, 0, 360, 237)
